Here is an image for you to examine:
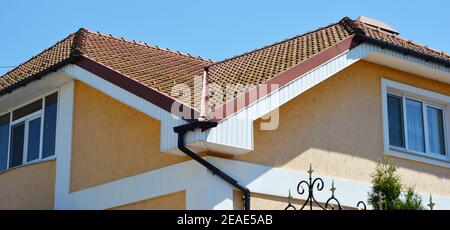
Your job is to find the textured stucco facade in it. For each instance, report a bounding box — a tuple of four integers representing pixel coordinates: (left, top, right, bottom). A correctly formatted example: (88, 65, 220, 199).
(0, 160, 56, 209)
(110, 191, 186, 210)
(233, 60, 450, 197)
(1, 60, 449, 210)
(70, 81, 190, 192)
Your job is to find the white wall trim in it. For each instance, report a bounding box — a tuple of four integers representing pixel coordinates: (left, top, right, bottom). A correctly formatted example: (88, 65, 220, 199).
(54, 153, 450, 210)
(58, 44, 450, 156)
(0, 72, 71, 115)
(52, 82, 231, 209)
(206, 157, 450, 210)
(54, 155, 234, 210)
(185, 43, 371, 154)
(187, 43, 450, 155)
(61, 65, 188, 154)
(381, 78, 450, 168)
(54, 81, 75, 205)
(5, 43, 449, 157)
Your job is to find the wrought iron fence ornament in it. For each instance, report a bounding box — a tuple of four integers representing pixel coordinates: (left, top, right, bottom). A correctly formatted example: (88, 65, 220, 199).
(285, 190, 296, 210)
(286, 164, 367, 210)
(324, 181, 342, 210)
(285, 164, 437, 210)
(427, 194, 435, 210)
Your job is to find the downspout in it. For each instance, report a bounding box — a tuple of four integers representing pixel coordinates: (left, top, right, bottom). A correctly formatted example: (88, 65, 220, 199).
(173, 68, 251, 210)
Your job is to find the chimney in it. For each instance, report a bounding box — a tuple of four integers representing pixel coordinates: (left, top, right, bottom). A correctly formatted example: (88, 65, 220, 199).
(356, 16, 399, 35)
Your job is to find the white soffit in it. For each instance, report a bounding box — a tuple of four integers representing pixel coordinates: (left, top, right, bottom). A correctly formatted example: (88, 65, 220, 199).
(0, 71, 71, 114)
(364, 49, 450, 84)
(192, 44, 450, 155)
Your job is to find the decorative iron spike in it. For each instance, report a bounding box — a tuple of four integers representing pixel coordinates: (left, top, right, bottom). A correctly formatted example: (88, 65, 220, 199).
(288, 190, 292, 204)
(284, 189, 296, 210)
(330, 180, 336, 197)
(286, 162, 366, 211)
(307, 163, 313, 176)
(428, 194, 435, 210)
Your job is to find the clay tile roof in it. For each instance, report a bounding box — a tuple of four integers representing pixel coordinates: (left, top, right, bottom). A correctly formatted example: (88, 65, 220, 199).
(204, 21, 352, 106)
(0, 33, 76, 90)
(1, 17, 449, 112)
(0, 28, 212, 101)
(341, 17, 450, 63)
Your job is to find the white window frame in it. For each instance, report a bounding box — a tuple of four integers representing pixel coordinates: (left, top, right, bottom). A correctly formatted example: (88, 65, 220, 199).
(382, 78, 450, 168)
(10, 110, 42, 166)
(0, 90, 58, 173)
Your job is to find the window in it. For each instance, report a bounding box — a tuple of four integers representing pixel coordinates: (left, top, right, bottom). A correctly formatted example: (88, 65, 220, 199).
(387, 93, 447, 156)
(0, 114, 10, 171)
(387, 94, 404, 148)
(0, 92, 58, 172)
(427, 106, 446, 155)
(9, 122, 25, 168)
(383, 79, 449, 167)
(43, 93, 58, 158)
(405, 98, 425, 152)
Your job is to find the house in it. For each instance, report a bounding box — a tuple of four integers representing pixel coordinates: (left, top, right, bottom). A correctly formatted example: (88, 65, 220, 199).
(0, 16, 449, 210)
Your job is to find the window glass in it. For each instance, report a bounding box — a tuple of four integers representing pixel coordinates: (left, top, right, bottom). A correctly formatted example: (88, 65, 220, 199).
(42, 93, 58, 158)
(387, 94, 405, 148)
(12, 99, 42, 121)
(427, 106, 446, 155)
(9, 123, 25, 168)
(406, 99, 425, 152)
(0, 113, 10, 171)
(27, 117, 41, 162)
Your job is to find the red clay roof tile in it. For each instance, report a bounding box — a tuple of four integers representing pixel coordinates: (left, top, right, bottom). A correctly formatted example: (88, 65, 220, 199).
(1, 17, 449, 111)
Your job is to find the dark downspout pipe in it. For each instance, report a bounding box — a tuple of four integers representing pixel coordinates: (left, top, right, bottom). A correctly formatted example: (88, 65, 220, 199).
(174, 121, 251, 210)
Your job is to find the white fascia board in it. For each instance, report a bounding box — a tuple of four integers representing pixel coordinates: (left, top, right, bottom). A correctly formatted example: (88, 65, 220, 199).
(191, 44, 369, 154)
(191, 44, 450, 155)
(0, 71, 72, 114)
(61, 64, 188, 153)
(364, 45, 450, 84)
(59, 44, 450, 156)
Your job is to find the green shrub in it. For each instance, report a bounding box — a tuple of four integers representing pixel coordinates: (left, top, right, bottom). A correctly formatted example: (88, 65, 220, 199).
(368, 157, 424, 210)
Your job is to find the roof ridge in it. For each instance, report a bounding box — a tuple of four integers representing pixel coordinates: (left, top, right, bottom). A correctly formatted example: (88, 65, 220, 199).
(81, 28, 213, 63)
(71, 28, 89, 56)
(0, 31, 76, 79)
(207, 19, 346, 68)
(394, 35, 450, 57)
(339, 17, 363, 35)
(343, 18, 450, 60)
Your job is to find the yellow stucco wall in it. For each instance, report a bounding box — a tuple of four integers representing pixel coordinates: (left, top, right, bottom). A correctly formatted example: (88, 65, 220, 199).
(233, 60, 450, 197)
(70, 81, 190, 192)
(0, 160, 56, 210)
(110, 191, 186, 210)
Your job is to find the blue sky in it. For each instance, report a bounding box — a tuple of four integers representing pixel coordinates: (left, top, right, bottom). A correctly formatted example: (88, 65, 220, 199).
(1, 0, 449, 75)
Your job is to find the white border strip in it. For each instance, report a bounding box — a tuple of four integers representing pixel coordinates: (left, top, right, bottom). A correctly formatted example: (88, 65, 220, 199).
(61, 65, 188, 154)
(207, 157, 450, 210)
(60, 43, 450, 155)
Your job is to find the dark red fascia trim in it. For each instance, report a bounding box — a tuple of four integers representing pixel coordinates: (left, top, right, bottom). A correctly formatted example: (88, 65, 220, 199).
(74, 35, 360, 123)
(209, 35, 361, 122)
(75, 56, 200, 120)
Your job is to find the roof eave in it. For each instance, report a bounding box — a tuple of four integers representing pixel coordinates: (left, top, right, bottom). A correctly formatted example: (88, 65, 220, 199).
(356, 34, 450, 68)
(0, 54, 81, 97)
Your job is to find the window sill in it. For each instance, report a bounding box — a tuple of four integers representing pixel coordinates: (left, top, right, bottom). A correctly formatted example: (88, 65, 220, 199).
(386, 147, 450, 169)
(0, 156, 56, 175)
